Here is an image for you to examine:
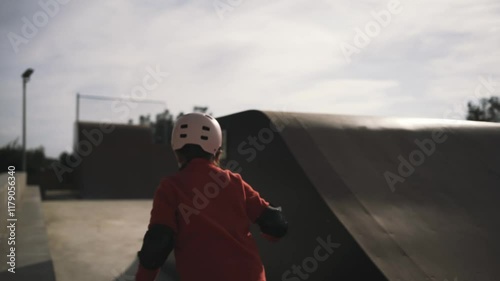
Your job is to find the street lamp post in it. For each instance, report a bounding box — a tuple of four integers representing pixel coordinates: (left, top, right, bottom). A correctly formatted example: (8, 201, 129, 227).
(21, 68, 34, 172)
(76, 93, 80, 122)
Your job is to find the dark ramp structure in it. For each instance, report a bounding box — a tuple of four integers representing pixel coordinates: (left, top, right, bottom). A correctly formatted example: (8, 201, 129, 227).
(154, 110, 500, 281)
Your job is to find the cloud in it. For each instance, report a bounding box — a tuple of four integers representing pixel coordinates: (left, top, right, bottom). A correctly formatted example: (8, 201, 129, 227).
(273, 79, 403, 114)
(1, 0, 499, 157)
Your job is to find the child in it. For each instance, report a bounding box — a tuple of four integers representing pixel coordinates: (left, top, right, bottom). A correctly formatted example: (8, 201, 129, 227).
(136, 113, 288, 281)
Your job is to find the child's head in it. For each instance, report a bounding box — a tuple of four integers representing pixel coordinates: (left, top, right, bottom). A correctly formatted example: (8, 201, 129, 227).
(171, 113, 223, 167)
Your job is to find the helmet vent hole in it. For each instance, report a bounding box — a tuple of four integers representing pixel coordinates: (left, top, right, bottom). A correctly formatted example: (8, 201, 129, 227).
(200, 136, 209, 140)
(202, 126, 210, 131)
(180, 124, 188, 129)
(180, 134, 187, 138)
(205, 115, 213, 119)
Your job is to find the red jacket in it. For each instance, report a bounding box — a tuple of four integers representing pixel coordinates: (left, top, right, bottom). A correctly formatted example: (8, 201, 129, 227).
(136, 158, 270, 281)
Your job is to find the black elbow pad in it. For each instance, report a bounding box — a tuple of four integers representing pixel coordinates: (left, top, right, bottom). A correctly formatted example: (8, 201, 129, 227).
(255, 205, 288, 238)
(138, 224, 175, 270)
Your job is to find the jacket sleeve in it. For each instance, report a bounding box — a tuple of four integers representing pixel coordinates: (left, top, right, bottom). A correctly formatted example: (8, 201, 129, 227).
(136, 179, 178, 281)
(148, 179, 178, 231)
(136, 263, 160, 281)
(240, 175, 270, 222)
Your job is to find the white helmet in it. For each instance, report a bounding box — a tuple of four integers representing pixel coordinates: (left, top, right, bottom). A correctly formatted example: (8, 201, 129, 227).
(171, 113, 222, 155)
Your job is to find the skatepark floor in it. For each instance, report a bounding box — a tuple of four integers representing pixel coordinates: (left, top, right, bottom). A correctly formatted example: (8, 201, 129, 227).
(43, 200, 152, 281)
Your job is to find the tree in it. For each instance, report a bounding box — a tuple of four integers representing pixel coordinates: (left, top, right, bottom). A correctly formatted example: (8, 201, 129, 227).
(466, 96, 500, 122)
(0, 139, 51, 184)
(193, 106, 213, 116)
(193, 106, 208, 113)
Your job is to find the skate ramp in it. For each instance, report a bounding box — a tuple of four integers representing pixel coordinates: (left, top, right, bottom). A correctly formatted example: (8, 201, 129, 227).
(214, 110, 500, 281)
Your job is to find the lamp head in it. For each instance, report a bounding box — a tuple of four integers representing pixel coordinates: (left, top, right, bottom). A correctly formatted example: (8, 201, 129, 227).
(22, 68, 34, 80)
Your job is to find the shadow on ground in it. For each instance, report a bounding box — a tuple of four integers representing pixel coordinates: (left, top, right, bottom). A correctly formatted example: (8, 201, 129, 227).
(114, 257, 178, 281)
(0, 260, 56, 281)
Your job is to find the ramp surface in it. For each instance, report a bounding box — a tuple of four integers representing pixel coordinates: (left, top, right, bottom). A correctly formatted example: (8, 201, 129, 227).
(216, 110, 500, 281)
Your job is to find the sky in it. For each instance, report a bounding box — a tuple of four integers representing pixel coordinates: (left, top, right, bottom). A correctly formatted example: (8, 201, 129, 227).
(1, 0, 499, 157)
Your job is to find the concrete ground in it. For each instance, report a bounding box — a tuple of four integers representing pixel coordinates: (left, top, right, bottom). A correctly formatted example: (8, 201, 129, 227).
(0, 186, 56, 281)
(43, 200, 153, 281)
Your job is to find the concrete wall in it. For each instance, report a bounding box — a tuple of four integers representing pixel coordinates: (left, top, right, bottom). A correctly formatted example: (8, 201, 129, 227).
(74, 122, 178, 199)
